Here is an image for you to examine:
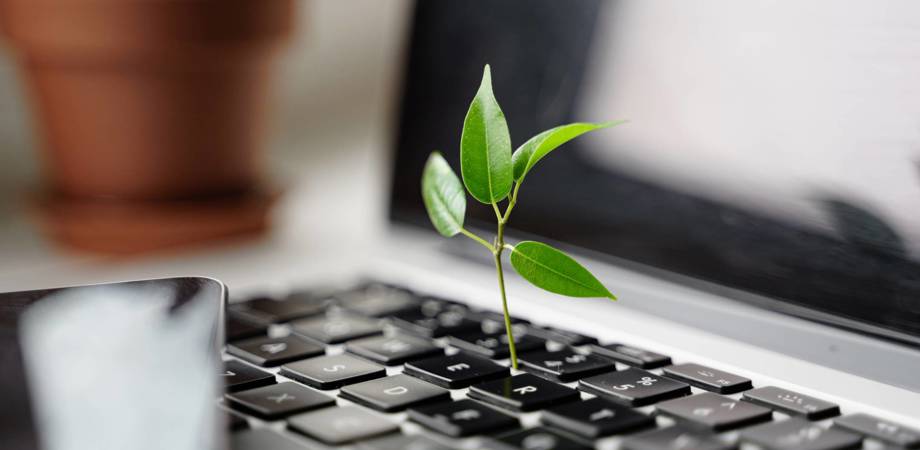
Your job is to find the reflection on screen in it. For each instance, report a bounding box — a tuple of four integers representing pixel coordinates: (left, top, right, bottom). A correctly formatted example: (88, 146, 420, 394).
(578, 0, 920, 257)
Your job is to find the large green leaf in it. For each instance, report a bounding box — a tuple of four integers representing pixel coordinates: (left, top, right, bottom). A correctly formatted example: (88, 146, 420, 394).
(460, 65, 513, 204)
(509, 241, 616, 299)
(512, 121, 625, 181)
(421, 152, 466, 237)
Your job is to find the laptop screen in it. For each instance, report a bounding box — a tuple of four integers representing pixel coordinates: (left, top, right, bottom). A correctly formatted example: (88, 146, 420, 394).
(388, 1, 920, 346)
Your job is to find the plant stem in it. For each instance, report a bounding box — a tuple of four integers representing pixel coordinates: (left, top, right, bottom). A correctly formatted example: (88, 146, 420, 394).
(501, 181, 522, 222)
(493, 248, 518, 370)
(460, 228, 495, 252)
(493, 201, 519, 370)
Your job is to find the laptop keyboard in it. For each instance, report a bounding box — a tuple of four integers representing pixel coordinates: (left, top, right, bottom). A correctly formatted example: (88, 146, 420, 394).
(222, 281, 919, 449)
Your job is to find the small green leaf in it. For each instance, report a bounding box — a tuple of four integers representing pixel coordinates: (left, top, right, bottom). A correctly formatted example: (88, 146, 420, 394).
(512, 121, 625, 181)
(421, 151, 466, 237)
(509, 241, 616, 300)
(461, 65, 513, 204)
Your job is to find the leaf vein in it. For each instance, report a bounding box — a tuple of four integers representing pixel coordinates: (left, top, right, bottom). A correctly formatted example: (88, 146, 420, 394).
(432, 180, 461, 230)
(513, 248, 597, 292)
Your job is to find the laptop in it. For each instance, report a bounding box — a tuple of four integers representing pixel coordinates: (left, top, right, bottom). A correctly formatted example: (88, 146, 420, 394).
(221, 1, 920, 447)
(6, 1, 920, 449)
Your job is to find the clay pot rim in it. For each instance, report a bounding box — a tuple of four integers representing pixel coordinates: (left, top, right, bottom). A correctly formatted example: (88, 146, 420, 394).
(30, 186, 281, 213)
(28, 186, 281, 254)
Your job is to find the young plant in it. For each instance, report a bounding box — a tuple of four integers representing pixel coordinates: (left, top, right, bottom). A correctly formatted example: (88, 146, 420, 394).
(421, 65, 623, 369)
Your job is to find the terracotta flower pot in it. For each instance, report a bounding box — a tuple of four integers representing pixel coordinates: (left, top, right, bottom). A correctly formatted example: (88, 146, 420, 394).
(0, 0, 293, 253)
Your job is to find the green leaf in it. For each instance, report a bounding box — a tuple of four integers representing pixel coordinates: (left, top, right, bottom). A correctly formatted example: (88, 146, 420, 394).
(512, 121, 625, 181)
(509, 241, 616, 300)
(421, 151, 466, 237)
(460, 65, 513, 204)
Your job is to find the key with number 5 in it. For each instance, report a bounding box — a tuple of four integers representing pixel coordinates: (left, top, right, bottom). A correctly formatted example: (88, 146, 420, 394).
(579, 368, 690, 406)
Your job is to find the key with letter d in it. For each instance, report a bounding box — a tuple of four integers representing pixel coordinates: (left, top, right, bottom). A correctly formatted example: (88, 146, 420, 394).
(339, 374, 449, 412)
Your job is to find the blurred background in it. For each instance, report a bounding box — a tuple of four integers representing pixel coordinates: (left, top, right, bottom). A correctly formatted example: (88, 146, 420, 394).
(0, 0, 411, 273)
(0, 0, 918, 305)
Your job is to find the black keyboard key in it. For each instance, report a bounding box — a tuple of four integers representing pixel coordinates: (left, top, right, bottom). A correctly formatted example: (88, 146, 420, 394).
(663, 363, 753, 394)
(742, 418, 862, 450)
(225, 382, 334, 419)
(223, 360, 276, 392)
(498, 427, 592, 450)
(339, 374, 450, 412)
(408, 399, 518, 437)
(469, 309, 530, 323)
(231, 429, 311, 450)
(290, 313, 382, 344)
(520, 349, 615, 382)
(622, 426, 736, 450)
(227, 335, 324, 367)
(338, 283, 419, 317)
(231, 293, 328, 325)
(471, 311, 530, 334)
(468, 373, 580, 412)
(579, 368, 690, 407)
(287, 405, 398, 445)
(743, 386, 840, 420)
(541, 397, 655, 439)
(448, 330, 546, 359)
(404, 353, 509, 388)
(834, 413, 920, 448)
(526, 326, 598, 346)
(389, 310, 481, 338)
(226, 314, 267, 342)
(589, 343, 671, 368)
(358, 434, 454, 450)
(345, 333, 442, 365)
(418, 296, 469, 316)
(279, 353, 385, 389)
(656, 393, 772, 432)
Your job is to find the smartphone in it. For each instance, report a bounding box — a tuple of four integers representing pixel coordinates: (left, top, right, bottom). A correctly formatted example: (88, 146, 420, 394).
(0, 277, 226, 450)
